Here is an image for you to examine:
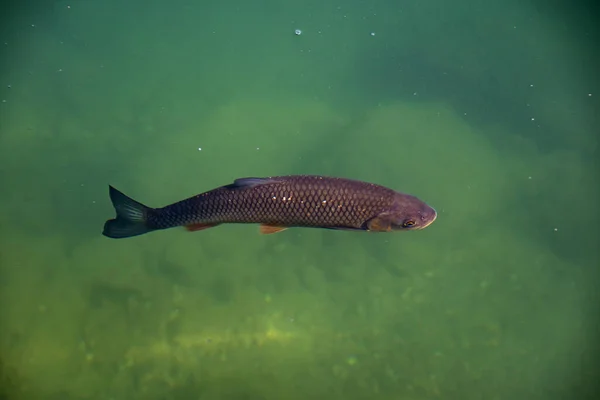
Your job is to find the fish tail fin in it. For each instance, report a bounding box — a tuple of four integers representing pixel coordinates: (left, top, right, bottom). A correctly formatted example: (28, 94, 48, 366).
(102, 185, 155, 239)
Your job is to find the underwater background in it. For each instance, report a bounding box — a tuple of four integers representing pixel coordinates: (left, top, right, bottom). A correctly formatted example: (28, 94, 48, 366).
(0, 0, 598, 399)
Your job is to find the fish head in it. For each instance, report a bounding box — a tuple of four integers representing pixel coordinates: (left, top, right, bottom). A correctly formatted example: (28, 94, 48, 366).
(367, 193, 437, 232)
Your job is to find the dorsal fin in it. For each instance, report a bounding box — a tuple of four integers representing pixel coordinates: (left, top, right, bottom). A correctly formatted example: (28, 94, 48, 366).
(228, 177, 281, 189)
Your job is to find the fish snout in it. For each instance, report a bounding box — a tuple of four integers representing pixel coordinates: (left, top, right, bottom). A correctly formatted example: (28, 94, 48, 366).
(417, 206, 437, 229)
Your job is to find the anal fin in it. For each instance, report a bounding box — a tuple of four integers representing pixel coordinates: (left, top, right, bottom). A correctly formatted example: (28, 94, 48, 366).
(185, 223, 220, 232)
(260, 224, 288, 234)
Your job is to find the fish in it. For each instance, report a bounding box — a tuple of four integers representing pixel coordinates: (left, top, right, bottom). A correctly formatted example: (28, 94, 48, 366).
(102, 175, 437, 239)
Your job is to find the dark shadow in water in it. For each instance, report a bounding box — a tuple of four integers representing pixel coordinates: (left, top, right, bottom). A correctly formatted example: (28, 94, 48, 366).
(0, 358, 19, 400)
(155, 256, 195, 288)
(209, 275, 235, 304)
(87, 281, 145, 309)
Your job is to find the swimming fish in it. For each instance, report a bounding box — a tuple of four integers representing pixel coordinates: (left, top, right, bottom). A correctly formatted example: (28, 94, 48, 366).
(102, 175, 437, 239)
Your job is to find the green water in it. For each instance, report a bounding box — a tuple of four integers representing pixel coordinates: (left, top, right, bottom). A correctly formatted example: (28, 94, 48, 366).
(1, 1, 598, 399)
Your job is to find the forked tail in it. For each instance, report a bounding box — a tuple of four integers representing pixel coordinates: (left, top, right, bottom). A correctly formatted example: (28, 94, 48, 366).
(102, 186, 155, 239)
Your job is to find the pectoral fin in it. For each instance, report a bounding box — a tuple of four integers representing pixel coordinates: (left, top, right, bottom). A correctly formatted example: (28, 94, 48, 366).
(366, 217, 392, 232)
(259, 224, 288, 234)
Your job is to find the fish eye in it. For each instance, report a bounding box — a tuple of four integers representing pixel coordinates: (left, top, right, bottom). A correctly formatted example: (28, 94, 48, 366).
(402, 219, 416, 227)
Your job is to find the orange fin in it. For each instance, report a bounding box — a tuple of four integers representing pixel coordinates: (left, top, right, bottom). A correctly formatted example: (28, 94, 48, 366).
(259, 224, 288, 234)
(185, 223, 219, 232)
(366, 217, 392, 232)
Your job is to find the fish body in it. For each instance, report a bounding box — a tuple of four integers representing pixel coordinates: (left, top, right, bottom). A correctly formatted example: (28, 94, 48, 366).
(102, 175, 437, 239)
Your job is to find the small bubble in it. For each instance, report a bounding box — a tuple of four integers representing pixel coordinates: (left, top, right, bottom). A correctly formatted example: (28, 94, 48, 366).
(294, 29, 302, 35)
(370, 32, 375, 36)
(198, 147, 202, 151)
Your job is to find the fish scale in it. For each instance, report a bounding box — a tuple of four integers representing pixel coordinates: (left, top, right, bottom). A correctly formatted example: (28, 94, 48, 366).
(102, 175, 437, 239)
(160, 176, 394, 229)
